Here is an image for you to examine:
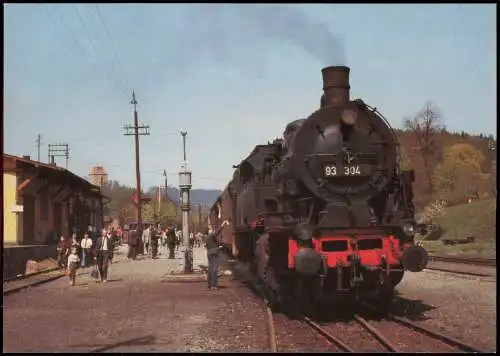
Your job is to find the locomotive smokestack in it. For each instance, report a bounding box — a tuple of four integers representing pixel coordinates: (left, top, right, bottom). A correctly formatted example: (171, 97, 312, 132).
(321, 66, 350, 107)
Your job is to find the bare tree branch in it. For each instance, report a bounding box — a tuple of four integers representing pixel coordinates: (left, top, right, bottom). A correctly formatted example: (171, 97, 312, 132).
(403, 101, 446, 193)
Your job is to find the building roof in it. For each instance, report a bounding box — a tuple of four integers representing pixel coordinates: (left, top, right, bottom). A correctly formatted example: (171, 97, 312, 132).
(3, 153, 106, 199)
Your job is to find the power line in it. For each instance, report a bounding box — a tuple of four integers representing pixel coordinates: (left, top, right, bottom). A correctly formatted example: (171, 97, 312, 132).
(48, 6, 124, 115)
(72, 4, 126, 102)
(83, 4, 130, 99)
(67, 131, 177, 146)
(93, 4, 132, 93)
(104, 162, 229, 182)
(53, 6, 93, 75)
(43, 7, 89, 77)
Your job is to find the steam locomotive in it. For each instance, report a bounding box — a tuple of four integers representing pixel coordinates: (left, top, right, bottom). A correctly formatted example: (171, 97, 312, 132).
(209, 66, 428, 315)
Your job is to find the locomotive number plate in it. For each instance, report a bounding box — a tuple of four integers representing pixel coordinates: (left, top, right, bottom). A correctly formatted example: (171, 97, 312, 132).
(323, 164, 368, 177)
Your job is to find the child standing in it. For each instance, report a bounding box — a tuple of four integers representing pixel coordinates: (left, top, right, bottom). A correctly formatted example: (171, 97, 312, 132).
(67, 247, 80, 286)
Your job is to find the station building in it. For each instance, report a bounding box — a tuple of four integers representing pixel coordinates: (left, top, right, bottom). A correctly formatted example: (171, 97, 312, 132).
(2, 153, 107, 278)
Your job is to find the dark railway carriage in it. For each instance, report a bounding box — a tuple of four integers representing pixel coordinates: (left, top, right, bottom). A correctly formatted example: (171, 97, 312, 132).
(209, 185, 236, 254)
(211, 66, 429, 316)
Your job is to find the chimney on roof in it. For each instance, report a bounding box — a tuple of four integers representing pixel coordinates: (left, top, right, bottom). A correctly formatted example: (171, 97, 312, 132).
(22, 155, 31, 160)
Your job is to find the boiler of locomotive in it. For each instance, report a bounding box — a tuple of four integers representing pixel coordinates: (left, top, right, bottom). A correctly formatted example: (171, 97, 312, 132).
(282, 66, 398, 202)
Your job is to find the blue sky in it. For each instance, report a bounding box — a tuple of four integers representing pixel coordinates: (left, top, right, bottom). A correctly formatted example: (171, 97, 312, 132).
(4, 4, 496, 190)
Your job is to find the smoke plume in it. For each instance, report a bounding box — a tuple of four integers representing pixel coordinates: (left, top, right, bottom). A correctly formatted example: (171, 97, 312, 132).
(234, 5, 346, 66)
(173, 5, 346, 73)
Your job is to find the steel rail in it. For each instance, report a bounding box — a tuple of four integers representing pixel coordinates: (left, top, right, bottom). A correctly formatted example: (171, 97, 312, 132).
(3, 267, 60, 283)
(302, 316, 355, 352)
(430, 256, 496, 267)
(264, 300, 278, 352)
(362, 302, 487, 353)
(425, 267, 495, 278)
(354, 314, 400, 352)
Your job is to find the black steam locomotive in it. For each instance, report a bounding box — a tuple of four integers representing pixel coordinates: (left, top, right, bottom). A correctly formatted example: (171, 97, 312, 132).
(210, 66, 428, 315)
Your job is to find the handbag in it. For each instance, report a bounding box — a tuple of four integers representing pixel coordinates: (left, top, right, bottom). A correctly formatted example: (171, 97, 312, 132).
(91, 264, 99, 279)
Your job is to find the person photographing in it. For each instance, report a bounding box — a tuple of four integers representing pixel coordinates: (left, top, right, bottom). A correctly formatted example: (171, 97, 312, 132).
(204, 220, 230, 291)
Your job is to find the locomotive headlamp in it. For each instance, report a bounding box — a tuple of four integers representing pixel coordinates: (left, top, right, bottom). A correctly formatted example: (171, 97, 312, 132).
(294, 223, 313, 241)
(341, 109, 357, 126)
(402, 221, 416, 237)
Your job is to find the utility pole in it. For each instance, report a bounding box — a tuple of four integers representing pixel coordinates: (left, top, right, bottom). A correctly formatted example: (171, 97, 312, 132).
(123, 91, 150, 238)
(488, 137, 496, 195)
(179, 131, 193, 273)
(36, 134, 41, 162)
(163, 170, 168, 199)
(157, 184, 161, 223)
(198, 204, 202, 233)
(48, 143, 70, 168)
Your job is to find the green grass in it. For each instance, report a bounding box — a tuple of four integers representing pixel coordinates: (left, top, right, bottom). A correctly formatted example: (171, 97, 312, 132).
(417, 198, 496, 258)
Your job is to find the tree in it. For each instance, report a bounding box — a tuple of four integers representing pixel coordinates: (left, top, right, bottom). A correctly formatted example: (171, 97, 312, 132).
(141, 199, 181, 227)
(399, 145, 412, 171)
(433, 143, 485, 205)
(101, 180, 135, 221)
(403, 101, 445, 193)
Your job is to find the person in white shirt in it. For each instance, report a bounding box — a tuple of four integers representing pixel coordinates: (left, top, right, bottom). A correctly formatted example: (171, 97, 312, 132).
(189, 232, 194, 247)
(175, 229, 182, 251)
(67, 247, 80, 286)
(142, 227, 151, 256)
(80, 233, 93, 268)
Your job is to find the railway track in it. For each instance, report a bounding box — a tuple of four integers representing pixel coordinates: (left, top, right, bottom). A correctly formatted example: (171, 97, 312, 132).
(3, 268, 66, 296)
(3, 267, 60, 283)
(426, 255, 496, 278)
(296, 302, 486, 353)
(429, 256, 496, 267)
(264, 299, 278, 352)
(232, 265, 488, 353)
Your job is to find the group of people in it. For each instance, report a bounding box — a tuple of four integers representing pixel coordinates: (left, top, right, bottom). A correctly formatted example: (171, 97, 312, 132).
(125, 224, 189, 260)
(120, 219, 231, 291)
(52, 216, 234, 292)
(141, 225, 163, 259)
(57, 225, 116, 286)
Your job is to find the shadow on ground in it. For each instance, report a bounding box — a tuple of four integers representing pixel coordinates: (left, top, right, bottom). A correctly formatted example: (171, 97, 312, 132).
(229, 262, 436, 324)
(105, 278, 124, 283)
(69, 335, 157, 352)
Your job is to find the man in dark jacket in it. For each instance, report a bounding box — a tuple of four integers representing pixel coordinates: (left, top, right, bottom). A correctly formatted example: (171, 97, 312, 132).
(166, 226, 176, 259)
(151, 226, 159, 259)
(94, 229, 114, 283)
(127, 227, 139, 260)
(204, 220, 230, 290)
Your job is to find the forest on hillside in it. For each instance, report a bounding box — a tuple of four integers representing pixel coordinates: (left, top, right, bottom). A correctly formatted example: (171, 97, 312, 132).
(396, 101, 496, 210)
(102, 101, 496, 228)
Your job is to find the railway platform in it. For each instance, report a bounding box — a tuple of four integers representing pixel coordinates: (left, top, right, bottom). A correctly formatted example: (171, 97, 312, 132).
(2, 245, 240, 353)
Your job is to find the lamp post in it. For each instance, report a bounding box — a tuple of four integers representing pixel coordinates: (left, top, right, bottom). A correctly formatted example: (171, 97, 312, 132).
(179, 131, 193, 273)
